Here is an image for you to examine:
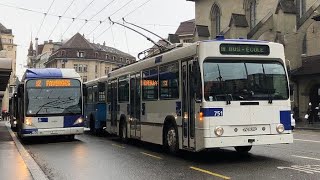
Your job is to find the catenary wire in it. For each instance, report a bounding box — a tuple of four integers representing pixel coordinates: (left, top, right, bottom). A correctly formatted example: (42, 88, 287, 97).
(62, 0, 96, 38)
(78, 0, 117, 32)
(48, 0, 77, 39)
(36, 0, 56, 37)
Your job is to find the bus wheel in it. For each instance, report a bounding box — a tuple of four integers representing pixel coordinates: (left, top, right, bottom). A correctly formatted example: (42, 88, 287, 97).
(89, 116, 96, 134)
(164, 125, 179, 154)
(67, 135, 75, 141)
(235, 146, 252, 153)
(119, 121, 128, 143)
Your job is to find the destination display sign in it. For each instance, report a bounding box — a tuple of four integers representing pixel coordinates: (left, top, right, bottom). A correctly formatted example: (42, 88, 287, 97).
(27, 79, 80, 88)
(220, 44, 270, 55)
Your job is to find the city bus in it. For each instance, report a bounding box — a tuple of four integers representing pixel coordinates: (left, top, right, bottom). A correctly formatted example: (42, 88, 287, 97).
(99, 37, 293, 153)
(84, 77, 108, 134)
(16, 68, 85, 140)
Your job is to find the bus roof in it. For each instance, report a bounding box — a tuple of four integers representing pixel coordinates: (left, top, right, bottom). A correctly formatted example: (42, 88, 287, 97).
(22, 68, 81, 80)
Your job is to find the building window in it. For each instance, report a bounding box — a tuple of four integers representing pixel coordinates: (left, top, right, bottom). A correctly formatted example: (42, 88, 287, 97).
(84, 65, 87, 72)
(61, 50, 66, 56)
(120, 57, 123, 62)
(77, 51, 85, 58)
(106, 54, 109, 59)
(112, 56, 116, 61)
(62, 63, 65, 68)
(95, 52, 99, 58)
(249, 0, 256, 29)
(83, 76, 87, 82)
(95, 65, 98, 73)
(211, 4, 221, 37)
(74, 64, 79, 72)
(302, 34, 307, 54)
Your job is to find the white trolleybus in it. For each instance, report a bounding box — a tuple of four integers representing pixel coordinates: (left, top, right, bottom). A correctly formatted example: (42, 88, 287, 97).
(100, 37, 293, 153)
(16, 68, 85, 140)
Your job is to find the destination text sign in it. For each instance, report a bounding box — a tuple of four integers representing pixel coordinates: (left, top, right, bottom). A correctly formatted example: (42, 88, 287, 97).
(220, 44, 270, 55)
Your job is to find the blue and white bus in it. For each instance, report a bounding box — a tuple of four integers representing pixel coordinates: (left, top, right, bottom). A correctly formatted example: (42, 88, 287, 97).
(95, 37, 294, 153)
(16, 68, 85, 140)
(84, 77, 108, 134)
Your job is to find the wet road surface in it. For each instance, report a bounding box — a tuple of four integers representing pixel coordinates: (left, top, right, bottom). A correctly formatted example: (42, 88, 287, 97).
(23, 130, 320, 180)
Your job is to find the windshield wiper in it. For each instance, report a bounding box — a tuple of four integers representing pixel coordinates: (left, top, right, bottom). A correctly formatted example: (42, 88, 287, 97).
(34, 98, 76, 115)
(40, 105, 79, 115)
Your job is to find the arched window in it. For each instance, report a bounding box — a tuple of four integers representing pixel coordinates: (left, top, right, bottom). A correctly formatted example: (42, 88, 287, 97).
(300, 0, 306, 17)
(249, 0, 256, 29)
(211, 4, 221, 37)
(302, 34, 307, 54)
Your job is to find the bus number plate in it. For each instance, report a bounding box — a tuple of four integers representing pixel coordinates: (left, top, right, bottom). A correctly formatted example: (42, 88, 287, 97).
(243, 127, 257, 132)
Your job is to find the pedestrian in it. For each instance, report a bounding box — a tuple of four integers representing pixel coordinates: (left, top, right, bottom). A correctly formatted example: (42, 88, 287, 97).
(306, 102, 314, 124)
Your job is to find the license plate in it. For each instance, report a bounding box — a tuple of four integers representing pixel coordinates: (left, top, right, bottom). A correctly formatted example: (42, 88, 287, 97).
(243, 127, 257, 132)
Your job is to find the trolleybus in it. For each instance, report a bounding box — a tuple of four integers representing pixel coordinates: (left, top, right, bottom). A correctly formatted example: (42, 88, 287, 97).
(97, 37, 294, 153)
(16, 68, 85, 140)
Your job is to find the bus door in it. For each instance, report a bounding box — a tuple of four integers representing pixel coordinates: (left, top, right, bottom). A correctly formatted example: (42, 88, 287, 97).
(110, 80, 118, 130)
(182, 60, 195, 149)
(130, 73, 141, 138)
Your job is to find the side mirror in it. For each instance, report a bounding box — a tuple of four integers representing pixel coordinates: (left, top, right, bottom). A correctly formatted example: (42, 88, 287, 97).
(83, 84, 88, 97)
(17, 84, 23, 98)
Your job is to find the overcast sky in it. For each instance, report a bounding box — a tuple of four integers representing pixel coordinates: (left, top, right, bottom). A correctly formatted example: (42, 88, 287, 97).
(0, 0, 194, 78)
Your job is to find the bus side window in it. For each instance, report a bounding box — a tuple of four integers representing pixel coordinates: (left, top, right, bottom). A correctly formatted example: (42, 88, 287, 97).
(87, 87, 93, 103)
(93, 86, 98, 102)
(159, 62, 179, 99)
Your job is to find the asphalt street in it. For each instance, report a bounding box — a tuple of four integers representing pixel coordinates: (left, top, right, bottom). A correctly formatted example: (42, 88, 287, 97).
(23, 130, 320, 180)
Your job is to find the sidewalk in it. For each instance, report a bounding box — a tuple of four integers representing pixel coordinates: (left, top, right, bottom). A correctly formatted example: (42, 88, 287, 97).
(296, 121, 320, 131)
(0, 121, 33, 180)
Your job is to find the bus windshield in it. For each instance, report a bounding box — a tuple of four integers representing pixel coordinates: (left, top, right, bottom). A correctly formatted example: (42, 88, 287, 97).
(203, 60, 289, 101)
(26, 79, 82, 116)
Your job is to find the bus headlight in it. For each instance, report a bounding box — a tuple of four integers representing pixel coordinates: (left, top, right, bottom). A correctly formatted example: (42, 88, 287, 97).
(73, 117, 83, 125)
(214, 126, 224, 136)
(276, 124, 285, 133)
(25, 117, 32, 126)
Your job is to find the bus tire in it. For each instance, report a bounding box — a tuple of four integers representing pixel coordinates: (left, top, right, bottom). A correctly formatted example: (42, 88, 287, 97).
(67, 135, 75, 141)
(235, 146, 252, 153)
(164, 124, 179, 154)
(89, 115, 96, 134)
(119, 120, 128, 143)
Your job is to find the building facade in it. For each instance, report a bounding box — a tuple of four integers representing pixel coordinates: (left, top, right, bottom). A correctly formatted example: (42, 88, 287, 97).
(0, 23, 16, 112)
(45, 33, 136, 82)
(27, 39, 62, 68)
(186, 0, 320, 127)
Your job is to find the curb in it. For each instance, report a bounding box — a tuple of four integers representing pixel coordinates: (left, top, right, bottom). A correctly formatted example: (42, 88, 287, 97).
(5, 122, 49, 180)
(295, 127, 320, 131)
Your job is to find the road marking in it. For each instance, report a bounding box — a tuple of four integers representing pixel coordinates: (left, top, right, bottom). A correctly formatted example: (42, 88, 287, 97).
(5, 122, 49, 180)
(292, 155, 320, 161)
(294, 139, 320, 143)
(190, 166, 231, 180)
(278, 165, 320, 174)
(112, 143, 125, 148)
(140, 152, 162, 160)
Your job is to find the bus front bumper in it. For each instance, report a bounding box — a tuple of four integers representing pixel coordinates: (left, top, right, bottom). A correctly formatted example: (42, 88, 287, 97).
(21, 127, 84, 137)
(203, 133, 293, 149)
